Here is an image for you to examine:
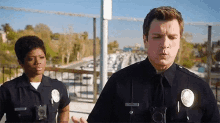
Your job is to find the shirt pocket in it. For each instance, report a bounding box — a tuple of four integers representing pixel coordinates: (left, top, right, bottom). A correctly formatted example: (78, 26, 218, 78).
(14, 107, 34, 122)
(47, 103, 59, 122)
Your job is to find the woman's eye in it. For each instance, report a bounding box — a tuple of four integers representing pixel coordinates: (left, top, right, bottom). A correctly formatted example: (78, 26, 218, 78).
(40, 56, 45, 59)
(28, 58, 33, 61)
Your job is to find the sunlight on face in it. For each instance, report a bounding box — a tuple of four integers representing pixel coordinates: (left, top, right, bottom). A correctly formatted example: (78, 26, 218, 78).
(144, 19, 180, 70)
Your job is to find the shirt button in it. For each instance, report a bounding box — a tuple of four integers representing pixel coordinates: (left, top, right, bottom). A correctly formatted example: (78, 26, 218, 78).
(129, 111, 133, 114)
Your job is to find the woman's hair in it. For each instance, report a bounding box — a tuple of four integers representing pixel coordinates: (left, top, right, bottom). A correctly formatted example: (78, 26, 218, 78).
(143, 6, 184, 40)
(14, 36, 46, 64)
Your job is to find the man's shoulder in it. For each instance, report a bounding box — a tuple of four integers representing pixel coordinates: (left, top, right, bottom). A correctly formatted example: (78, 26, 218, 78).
(175, 64, 207, 85)
(114, 60, 144, 76)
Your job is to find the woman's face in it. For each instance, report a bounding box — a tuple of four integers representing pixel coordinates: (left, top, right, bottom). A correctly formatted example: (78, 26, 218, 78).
(19, 48, 46, 77)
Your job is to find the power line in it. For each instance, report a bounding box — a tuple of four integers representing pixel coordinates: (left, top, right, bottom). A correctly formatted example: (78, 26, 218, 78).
(1, 6, 220, 26)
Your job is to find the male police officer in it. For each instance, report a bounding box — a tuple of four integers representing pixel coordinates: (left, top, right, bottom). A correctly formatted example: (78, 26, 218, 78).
(72, 6, 220, 123)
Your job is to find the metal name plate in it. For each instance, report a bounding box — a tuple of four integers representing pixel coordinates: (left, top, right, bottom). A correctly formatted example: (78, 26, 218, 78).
(125, 103, 139, 107)
(14, 107, 27, 111)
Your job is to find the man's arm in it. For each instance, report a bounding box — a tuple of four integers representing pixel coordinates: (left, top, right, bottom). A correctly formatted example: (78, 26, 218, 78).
(87, 75, 117, 122)
(57, 104, 69, 123)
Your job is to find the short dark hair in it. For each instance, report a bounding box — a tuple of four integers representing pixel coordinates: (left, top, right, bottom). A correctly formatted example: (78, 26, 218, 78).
(14, 36, 46, 64)
(143, 6, 184, 40)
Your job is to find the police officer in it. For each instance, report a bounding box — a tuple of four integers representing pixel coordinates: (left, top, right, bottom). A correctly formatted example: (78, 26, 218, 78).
(72, 6, 220, 123)
(0, 36, 70, 122)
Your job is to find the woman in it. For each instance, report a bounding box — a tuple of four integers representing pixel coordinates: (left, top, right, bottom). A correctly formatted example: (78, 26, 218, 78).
(0, 36, 70, 123)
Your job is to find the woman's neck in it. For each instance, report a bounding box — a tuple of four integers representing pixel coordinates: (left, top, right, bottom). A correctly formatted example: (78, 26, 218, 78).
(25, 73, 43, 82)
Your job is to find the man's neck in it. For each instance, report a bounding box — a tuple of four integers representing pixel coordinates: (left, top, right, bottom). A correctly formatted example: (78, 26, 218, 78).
(148, 58, 173, 73)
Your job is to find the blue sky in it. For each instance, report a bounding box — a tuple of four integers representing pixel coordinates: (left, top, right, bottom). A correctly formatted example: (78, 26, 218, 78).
(0, 0, 220, 49)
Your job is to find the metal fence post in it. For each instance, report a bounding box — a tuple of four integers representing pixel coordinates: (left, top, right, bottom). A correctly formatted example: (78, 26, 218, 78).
(93, 17, 97, 103)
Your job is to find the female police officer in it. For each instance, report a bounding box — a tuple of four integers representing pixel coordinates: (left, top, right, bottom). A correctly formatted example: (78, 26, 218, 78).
(0, 36, 70, 122)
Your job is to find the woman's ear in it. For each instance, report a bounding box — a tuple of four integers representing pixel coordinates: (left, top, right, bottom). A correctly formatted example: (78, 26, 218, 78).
(17, 60, 24, 68)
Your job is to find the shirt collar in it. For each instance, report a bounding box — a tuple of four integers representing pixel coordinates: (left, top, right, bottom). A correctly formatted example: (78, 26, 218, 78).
(143, 57, 176, 86)
(16, 73, 52, 88)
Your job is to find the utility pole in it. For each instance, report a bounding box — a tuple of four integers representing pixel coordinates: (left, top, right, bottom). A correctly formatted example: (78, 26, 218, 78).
(100, 0, 112, 93)
(207, 25, 212, 86)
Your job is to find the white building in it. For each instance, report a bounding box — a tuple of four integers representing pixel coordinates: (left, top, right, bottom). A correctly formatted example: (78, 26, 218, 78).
(0, 30, 7, 43)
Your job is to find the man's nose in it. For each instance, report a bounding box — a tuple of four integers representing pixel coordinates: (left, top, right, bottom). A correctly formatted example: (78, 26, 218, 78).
(161, 36, 170, 48)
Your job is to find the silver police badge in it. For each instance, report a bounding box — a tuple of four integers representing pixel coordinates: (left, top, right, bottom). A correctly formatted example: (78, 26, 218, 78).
(181, 89, 194, 107)
(51, 89, 60, 103)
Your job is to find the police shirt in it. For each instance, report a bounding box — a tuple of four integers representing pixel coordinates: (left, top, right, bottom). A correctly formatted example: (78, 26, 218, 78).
(0, 73, 70, 123)
(87, 58, 220, 122)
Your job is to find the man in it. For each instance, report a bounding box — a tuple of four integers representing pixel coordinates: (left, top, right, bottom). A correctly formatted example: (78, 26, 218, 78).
(72, 6, 220, 122)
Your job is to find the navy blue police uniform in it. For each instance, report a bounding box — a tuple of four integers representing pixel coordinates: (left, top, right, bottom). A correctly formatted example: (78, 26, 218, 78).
(87, 58, 220, 122)
(0, 73, 70, 123)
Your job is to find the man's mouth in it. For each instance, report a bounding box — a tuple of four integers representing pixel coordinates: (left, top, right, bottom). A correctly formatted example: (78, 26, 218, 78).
(36, 67, 42, 71)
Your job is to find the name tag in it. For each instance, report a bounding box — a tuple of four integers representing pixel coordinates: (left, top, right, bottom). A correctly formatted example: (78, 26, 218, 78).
(125, 103, 139, 107)
(14, 107, 27, 111)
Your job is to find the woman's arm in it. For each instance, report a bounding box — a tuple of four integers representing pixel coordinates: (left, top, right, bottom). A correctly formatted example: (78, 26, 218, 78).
(57, 104, 69, 123)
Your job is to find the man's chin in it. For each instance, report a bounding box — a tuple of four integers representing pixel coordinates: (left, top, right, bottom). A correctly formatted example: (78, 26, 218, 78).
(156, 59, 173, 67)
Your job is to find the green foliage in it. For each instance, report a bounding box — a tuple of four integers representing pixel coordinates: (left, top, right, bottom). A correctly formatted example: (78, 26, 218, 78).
(7, 31, 18, 41)
(201, 56, 207, 63)
(108, 40, 119, 54)
(175, 33, 195, 68)
(1, 23, 13, 33)
(25, 25, 34, 31)
(215, 50, 220, 61)
(51, 33, 60, 40)
(182, 59, 194, 68)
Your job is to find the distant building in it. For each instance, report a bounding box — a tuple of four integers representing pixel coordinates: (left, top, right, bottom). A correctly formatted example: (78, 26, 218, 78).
(212, 40, 220, 54)
(0, 30, 7, 43)
(123, 47, 132, 52)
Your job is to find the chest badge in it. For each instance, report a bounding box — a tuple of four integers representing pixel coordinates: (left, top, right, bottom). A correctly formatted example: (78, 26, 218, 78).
(181, 89, 194, 107)
(51, 89, 60, 103)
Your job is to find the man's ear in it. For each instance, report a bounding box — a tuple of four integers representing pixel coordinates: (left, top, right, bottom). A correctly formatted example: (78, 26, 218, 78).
(143, 35, 148, 49)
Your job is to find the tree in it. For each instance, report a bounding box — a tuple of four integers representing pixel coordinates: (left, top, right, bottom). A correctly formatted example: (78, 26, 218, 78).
(1, 23, 13, 33)
(25, 25, 34, 31)
(34, 23, 57, 62)
(108, 40, 119, 54)
(175, 33, 195, 68)
(51, 33, 60, 40)
(215, 50, 220, 61)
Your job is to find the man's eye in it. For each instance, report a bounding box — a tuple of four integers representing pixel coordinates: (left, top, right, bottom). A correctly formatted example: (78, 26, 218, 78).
(153, 36, 161, 39)
(169, 36, 177, 40)
(40, 56, 45, 59)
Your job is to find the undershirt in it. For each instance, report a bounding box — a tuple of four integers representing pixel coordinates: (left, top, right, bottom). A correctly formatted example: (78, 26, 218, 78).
(30, 82, 41, 90)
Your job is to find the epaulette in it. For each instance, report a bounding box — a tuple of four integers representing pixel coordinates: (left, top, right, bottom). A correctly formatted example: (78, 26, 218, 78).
(176, 64, 202, 80)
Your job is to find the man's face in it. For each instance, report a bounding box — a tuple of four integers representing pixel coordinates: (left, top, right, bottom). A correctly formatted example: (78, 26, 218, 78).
(19, 48, 46, 77)
(144, 19, 180, 70)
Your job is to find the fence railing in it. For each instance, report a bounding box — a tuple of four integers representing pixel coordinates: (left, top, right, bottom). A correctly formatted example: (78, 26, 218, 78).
(0, 64, 113, 103)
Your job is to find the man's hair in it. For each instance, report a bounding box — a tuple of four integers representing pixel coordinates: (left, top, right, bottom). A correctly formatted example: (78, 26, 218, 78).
(14, 36, 46, 64)
(143, 6, 184, 40)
